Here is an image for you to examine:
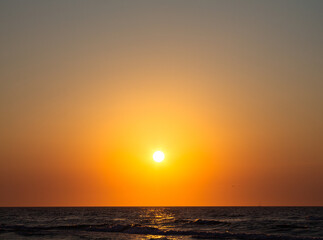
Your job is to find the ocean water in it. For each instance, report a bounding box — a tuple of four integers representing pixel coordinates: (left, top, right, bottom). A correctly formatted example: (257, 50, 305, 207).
(0, 207, 322, 240)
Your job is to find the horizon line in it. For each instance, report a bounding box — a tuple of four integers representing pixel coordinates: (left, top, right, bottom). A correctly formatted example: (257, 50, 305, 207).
(1, 205, 322, 208)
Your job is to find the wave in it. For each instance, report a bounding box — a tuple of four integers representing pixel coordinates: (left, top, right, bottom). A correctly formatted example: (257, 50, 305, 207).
(173, 218, 228, 226)
(306, 216, 323, 221)
(1, 223, 322, 240)
(190, 219, 225, 225)
(273, 224, 308, 229)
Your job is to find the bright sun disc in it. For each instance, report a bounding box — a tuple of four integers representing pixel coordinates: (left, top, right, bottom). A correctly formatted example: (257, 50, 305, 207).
(153, 151, 165, 162)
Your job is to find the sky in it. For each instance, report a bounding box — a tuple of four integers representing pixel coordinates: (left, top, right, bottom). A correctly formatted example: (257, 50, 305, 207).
(0, 0, 322, 206)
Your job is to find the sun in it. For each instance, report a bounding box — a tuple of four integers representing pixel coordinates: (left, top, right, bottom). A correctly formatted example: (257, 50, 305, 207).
(153, 151, 165, 162)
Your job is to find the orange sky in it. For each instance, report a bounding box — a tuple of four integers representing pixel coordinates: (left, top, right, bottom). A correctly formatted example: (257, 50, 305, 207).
(0, 0, 322, 206)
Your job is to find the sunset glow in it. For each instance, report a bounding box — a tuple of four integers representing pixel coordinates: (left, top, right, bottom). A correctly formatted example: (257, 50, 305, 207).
(0, 0, 322, 207)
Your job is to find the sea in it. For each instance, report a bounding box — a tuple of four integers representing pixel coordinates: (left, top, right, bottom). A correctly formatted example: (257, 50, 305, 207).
(0, 207, 322, 240)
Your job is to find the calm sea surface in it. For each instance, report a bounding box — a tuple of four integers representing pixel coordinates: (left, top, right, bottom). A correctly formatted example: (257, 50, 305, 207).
(0, 207, 322, 239)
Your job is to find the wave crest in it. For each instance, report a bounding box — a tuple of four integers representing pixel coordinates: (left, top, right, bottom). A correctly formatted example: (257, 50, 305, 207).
(1, 223, 322, 240)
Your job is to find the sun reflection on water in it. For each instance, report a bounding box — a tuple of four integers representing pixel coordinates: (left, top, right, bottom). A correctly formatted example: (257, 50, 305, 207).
(139, 208, 175, 230)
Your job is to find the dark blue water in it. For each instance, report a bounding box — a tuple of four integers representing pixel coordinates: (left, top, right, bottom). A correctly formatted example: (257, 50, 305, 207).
(0, 207, 322, 239)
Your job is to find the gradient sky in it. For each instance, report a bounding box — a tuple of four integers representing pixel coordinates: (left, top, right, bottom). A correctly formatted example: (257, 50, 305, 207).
(0, 0, 322, 206)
